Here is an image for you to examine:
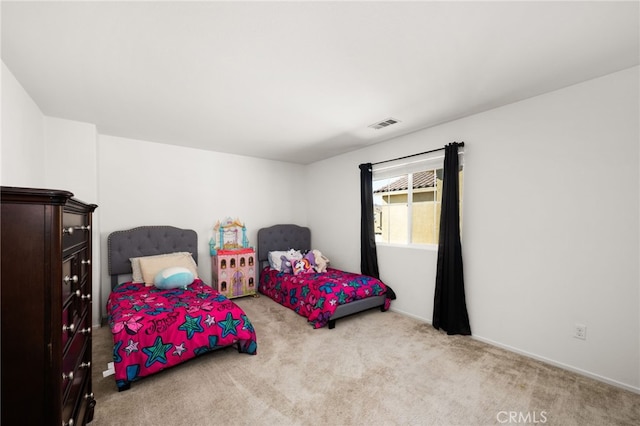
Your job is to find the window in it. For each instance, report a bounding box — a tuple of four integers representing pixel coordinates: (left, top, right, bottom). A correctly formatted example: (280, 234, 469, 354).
(372, 152, 463, 245)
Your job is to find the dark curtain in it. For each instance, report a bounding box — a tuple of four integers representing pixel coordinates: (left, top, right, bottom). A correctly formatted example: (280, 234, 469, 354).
(359, 163, 396, 300)
(432, 142, 470, 335)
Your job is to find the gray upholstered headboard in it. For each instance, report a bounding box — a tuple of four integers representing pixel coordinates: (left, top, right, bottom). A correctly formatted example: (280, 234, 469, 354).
(108, 225, 198, 289)
(257, 224, 311, 268)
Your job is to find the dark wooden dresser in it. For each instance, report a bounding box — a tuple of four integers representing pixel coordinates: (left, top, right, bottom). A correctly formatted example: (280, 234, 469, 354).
(1, 186, 98, 425)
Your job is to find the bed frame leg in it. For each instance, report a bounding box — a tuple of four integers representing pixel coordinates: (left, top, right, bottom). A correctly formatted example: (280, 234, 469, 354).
(328, 319, 336, 329)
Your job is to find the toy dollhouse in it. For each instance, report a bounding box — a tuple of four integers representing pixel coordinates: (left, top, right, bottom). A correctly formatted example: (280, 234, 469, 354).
(210, 218, 256, 299)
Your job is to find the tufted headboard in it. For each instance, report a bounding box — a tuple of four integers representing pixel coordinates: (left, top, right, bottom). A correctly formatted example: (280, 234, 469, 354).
(107, 225, 198, 289)
(257, 224, 311, 270)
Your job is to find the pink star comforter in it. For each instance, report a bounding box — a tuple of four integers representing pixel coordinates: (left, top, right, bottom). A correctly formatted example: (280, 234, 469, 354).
(258, 267, 391, 328)
(107, 279, 257, 390)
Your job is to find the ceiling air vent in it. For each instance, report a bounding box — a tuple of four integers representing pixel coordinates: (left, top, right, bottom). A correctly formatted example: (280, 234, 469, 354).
(369, 117, 401, 130)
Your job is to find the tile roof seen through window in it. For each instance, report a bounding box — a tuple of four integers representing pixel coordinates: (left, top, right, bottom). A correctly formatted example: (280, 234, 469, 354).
(374, 170, 436, 193)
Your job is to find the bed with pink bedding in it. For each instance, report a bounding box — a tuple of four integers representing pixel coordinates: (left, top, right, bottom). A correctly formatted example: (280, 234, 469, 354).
(107, 226, 257, 391)
(257, 224, 391, 329)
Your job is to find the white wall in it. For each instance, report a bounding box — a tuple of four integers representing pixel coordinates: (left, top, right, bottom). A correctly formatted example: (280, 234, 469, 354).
(44, 117, 101, 327)
(43, 116, 98, 203)
(306, 66, 640, 392)
(1, 61, 45, 186)
(1, 63, 103, 326)
(97, 134, 307, 320)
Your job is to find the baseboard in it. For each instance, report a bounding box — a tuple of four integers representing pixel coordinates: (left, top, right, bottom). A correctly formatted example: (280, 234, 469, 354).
(388, 307, 432, 324)
(471, 334, 640, 395)
(388, 308, 640, 394)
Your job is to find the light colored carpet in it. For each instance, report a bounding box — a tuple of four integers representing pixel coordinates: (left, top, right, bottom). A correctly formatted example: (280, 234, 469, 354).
(91, 295, 639, 425)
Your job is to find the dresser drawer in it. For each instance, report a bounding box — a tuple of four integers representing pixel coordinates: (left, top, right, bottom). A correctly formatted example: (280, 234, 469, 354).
(62, 343, 91, 426)
(62, 318, 90, 396)
(79, 247, 91, 281)
(62, 257, 75, 307)
(63, 249, 91, 315)
(62, 302, 90, 349)
(61, 304, 79, 351)
(77, 276, 91, 321)
(62, 212, 90, 251)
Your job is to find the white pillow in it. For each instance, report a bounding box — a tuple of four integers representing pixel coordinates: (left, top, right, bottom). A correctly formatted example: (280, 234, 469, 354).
(267, 251, 289, 270)
(130, 252, 193, 283)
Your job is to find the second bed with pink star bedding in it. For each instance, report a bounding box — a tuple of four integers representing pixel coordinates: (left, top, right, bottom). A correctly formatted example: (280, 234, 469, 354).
(257, 224, 393, 329)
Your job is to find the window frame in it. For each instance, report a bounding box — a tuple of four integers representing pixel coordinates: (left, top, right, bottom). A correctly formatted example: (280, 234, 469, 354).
(371, 150, 463, 248)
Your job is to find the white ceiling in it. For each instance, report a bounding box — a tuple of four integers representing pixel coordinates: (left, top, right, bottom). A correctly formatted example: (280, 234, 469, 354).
(2, 1, 639, 164)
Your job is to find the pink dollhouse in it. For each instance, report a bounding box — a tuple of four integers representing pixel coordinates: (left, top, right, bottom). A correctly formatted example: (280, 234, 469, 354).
(210, 218, 256, 299)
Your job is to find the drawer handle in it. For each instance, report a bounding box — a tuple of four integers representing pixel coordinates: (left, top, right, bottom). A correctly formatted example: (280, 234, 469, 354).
(80, 361, 91, 369)
(62, 225, 90, 236)
(62, 323, 75, 333)
(80, 293, 91, 301)
(62, 371, 74, 381)
(79, 327, 91, 335)
(62, 419, 74, 426)
(64, 275, 78, 284)
(85, 392, 94, 400)
(81, 259, 91, 265)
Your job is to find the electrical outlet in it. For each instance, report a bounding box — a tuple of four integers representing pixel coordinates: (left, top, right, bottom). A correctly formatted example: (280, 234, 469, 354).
(574, 323, 587, 340)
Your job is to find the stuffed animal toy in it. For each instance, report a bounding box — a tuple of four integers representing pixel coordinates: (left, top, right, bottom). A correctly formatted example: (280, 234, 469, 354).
(280, 255, 294, 274)
(303, 251, 316, 267)
(292, 257, 313, 275)
(280, 249, 303, 274)
(287, 248, 302, 259)
(312, 249, 329, 273)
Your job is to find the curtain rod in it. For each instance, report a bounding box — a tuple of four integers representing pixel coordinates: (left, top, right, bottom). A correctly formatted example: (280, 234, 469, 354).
(371, 141, 464, 166)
